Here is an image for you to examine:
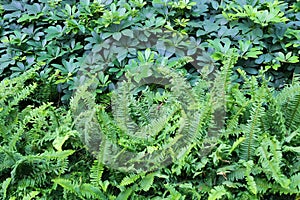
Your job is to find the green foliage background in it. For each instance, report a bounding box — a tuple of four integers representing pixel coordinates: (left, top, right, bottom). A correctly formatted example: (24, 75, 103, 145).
(0, 0, 299, 199)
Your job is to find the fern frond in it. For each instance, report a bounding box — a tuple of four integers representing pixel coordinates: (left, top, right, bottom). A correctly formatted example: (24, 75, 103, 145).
(256, 137, 290, 188)
(229, 137, 246, 154)
(240, 102, 264, 161)
(23, 191, 40, 200)
(116, 186, 135, 200)
(290, 173, 300, 190)
(90, 160, 104, 186)
(269, 183, 299, 195)
(285, 93, 300, 130)
(255, 178, 272, 194)
(283, 146, 300, 153)
(243, 161, 257, 195)
(284, 128, 300, 143)
(208, 185, 229, 200)
(277, 83, 300, 131)
(225, 88, 250, 137)
(53, 178, 106, 200)
(139, 172, 156, 192)
(79, 183, 107, 199)
(120, 173, 141, 186)
(227, 167, 246, 181)
(1, 178, 12, 200)
(261, 87, 287, 138)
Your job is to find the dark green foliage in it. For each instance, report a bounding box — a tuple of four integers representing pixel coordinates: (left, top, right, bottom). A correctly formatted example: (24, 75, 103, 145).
(0, 0, 299, 102)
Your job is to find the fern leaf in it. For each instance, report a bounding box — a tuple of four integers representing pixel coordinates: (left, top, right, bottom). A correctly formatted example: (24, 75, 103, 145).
(290, 173, 300, 190)
(23, 191, 40, 200)
(139, 172, 156, 192)
(38, 150, 75, 160)
(79, 183, 107, 199)
(90, 160, 104, 186)
(244, 161, 257, 195)
(1, 178, 12, 200)
(257, 137, 290, 188)
(284, 128, 300, 143)
(240, 102, 264, 160)
(52, 178, 78, 195)
(255, 178, 272, 194)
(262, 88, 287, 137)
(283, 146, 300, 153)
(120, 174, 141, 186)
(116, 186, 134, 200)
(229, 136, 246, 154)
(227, 167, 246, 181)
(285, 93, 300, 130)
(164, 184, 182, 199)
(277, 83, 300, 131)
(53, 178, 106, 199)
(208, 185, 229, 200)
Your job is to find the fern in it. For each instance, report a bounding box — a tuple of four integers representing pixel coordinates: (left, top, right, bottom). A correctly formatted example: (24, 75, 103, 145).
(240, 102, 265, 161)
(72, 62, 216, 172)
(120, 173, 141, 186)
(227, 167, 246, 181)
(0, 69, 82, 199)
(1, 178, 11, 200)
(23, 191, 40, 200)
(277, 82, 300, 131)
(164, 184, 183, 199)
(243, 161, 257, 195)
(257, 136, 291, 188)
(53, 178, 106, 199)
(208, 185, 229, 200)
(139, 172, 156, 192)
(255, 178, 272, 194)
(225, 87, 250, 137)
(262, 87, 287, 138)
(290, 173, 300, 190)
(116, 186, 135, 200)
(90, 159, 104, 186)
(285, 93, 300, 130)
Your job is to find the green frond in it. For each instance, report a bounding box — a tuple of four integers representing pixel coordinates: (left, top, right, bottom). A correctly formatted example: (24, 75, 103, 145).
(225, 88, 250, 137)
(269, 183, 299, 195)
(79, 183, 107, 199)
(255, 178, 271, 194)
(240, 102, 265, 161)
(164, 184, 183, 199)
(120, 173, 141, 186)
(111, 80, 139, 135)
(1, 178, 11, 200)
(283, 146, 300, 153)
(227, 167, 246, 181)
(290, 173, 300, 190)
(256, 137, 290, 188)
(90, 160, 104, 186)
(23, 191, 40, 200)
(244, 161, 257, 195)
(139, 172, 156, 192)
(229, 137, 246, 154)
(277, 83, 300, 131)
(262, 88, 287, 138)
(53, 178, 106, 200)
(116, 186, 135, 200)
(284, 128, 300, 143)
(208, 185, 229, 200)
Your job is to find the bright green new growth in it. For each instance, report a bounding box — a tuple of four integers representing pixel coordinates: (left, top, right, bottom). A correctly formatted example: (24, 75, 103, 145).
(0, 53, 299, 199)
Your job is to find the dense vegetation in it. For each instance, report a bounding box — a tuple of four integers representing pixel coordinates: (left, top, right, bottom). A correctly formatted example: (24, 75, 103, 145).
(0, 0, 299, 199)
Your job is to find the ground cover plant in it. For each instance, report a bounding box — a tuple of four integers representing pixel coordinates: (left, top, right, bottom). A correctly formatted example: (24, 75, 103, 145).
(0, 0, 299, 199)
